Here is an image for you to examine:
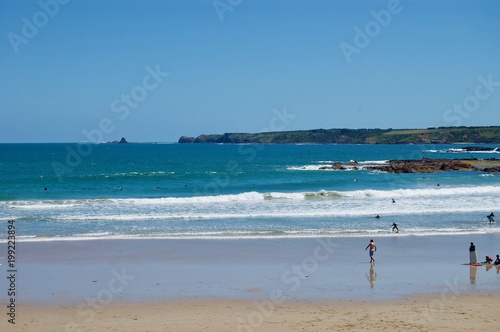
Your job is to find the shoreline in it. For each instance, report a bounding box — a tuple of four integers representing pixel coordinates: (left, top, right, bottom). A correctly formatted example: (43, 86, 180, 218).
(6, 228, 500, 243)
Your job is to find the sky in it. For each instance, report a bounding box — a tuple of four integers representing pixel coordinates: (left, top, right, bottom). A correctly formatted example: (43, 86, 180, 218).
(0, 0, 499, 143)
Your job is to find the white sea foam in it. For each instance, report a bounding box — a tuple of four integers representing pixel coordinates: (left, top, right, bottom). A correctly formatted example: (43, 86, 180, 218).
(2, 185, 499, 244)
(4, 185, 500, 209)
(424, 148, 499, 154)
(357, 160, 389, 165)
(287, 165, 327, 171)
(5, 226, 500, 243)
(288, 160, 389, 171)
(344, 185, 500, 199)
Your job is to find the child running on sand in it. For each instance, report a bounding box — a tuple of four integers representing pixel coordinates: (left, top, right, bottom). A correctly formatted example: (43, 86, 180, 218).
(365, 239, 377, 263)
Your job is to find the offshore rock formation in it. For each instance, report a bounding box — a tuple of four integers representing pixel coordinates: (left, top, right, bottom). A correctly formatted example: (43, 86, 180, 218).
(104, 137, 128, 144)
(319, 158, 500, 173)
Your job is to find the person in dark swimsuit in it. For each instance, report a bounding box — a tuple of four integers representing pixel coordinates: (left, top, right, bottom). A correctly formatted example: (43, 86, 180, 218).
(469, 242, 477, 264)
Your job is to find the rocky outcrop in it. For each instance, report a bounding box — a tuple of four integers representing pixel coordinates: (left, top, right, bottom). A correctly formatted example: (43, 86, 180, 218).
(104, 137, 128, 144)
(320, 158, 500, 173)
(481, 167, 500, 173)
(370, 159, 475, 173)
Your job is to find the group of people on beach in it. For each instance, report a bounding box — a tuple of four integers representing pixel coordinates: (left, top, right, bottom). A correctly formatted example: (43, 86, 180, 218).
(365, 240, 500, 266)
(469, 242, 500, 265)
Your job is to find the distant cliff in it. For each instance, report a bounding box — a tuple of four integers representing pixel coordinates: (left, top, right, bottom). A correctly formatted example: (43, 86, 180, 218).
(178, 126, 500, 144)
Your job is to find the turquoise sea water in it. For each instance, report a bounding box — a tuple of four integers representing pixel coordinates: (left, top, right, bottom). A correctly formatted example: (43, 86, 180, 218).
(1, 143, 499, 241)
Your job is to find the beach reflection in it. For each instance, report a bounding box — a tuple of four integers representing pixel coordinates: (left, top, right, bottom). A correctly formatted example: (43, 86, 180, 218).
(469, 266, 477, 284)
(367, 263, 376, 288)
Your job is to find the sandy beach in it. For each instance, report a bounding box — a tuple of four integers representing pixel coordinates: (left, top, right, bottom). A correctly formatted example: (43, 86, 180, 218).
(8, 293, 500, 331)
(1, 235, 500, 331)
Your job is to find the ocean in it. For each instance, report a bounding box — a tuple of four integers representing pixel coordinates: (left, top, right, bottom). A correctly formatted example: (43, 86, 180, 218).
(1, 143, 499, 242)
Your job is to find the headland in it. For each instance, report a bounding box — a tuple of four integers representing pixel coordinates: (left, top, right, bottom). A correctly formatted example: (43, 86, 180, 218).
(179, 126, 500, 144)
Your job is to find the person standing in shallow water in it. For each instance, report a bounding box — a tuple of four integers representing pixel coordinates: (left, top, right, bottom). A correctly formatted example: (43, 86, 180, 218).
(469, 242, 477, 264)
(365, 239, 377, 263)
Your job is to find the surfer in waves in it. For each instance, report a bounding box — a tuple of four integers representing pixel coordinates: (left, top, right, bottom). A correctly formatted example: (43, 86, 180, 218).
(487, 212, 495, 223)
(391, 223, 399, 233)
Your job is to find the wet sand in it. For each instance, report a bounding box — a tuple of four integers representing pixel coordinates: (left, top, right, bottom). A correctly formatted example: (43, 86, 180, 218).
(1, 234, 499, 330)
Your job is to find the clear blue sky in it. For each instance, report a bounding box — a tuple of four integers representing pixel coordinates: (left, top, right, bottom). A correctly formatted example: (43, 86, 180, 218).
(1, 0, 499, 143)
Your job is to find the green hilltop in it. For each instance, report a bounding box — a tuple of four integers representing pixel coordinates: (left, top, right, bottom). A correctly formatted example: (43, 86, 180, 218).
(178, 126, 500, 144)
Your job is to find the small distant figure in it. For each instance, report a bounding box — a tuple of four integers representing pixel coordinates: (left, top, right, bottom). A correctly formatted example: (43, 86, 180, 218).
(391, 199, 396, 203)
(483, 256, 493, 264)
(44, 187, 48, 191)
(155, 187, 160, 190)
(494, 255, 500, 265)
(436, 183, 440, 186)
(487, 212, 495, 223)
(392, 222, 399, 233)
(375, 215, 381, 219)
(469, 242, 477, 265)
(365, 239, 377, 263)
(354, 179, 358, 183)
